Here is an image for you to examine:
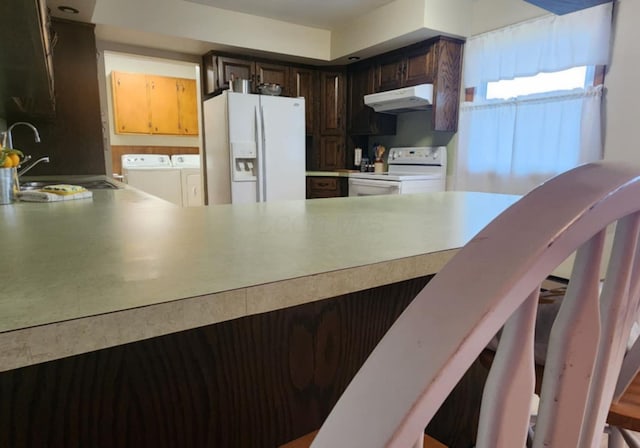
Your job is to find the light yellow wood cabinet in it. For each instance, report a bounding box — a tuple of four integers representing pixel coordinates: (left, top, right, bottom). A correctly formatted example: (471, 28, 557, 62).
(177, 78, 199, 135)
(111, 71, 199, 136)
(111, 71, 151, 134)
(148, 75, 181, 134)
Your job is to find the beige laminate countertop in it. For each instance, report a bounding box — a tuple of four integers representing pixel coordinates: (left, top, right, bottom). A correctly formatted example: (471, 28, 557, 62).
(0, 184, 519, 371)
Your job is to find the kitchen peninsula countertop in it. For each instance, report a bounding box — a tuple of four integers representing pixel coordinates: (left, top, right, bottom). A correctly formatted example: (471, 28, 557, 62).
(0, 185, 519, 371)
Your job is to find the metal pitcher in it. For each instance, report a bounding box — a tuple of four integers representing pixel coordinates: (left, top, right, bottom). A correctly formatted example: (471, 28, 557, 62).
(230, 73, 251, 94)
(0, 167, 17, 205)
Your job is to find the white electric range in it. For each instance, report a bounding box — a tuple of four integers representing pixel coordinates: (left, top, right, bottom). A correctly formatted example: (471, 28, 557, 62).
(348, 146, 447, 196)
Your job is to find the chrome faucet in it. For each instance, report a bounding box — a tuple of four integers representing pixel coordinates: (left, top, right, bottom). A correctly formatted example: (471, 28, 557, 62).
(6, 122, 41, 149)
(17, 156, 50, 177)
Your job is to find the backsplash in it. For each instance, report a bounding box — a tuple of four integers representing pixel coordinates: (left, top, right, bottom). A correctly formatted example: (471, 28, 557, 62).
(368, 110, 455, 150)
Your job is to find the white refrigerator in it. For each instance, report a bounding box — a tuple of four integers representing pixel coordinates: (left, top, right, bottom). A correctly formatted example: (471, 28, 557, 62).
(203, 91, 306, 204)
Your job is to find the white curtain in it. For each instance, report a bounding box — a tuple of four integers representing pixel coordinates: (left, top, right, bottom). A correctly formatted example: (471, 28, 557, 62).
(457, 87, 604, 194)
(464, 3, 612, 86)
(456, 4, 612, 195)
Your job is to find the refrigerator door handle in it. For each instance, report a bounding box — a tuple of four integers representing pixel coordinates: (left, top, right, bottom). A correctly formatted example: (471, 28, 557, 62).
(258, 104, 267, 202)
(255, 104, 265, 202)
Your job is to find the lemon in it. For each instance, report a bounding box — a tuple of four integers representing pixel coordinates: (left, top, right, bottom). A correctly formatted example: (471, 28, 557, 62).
(8, 154, 19, 167)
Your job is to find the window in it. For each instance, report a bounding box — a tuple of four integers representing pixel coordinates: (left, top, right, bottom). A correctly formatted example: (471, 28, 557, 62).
(485, 66, 594, 100)
(456, 3, 612, 195)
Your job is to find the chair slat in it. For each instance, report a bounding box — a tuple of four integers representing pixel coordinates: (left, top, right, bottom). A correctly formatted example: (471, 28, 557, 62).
(533, 230, 605, 447)
(614, 241, 640, 400)
(581, 213, 640, 447)
(476, 288, 538, 448)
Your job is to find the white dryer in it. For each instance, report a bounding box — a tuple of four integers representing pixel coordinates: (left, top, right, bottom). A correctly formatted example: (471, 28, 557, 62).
(121, 154, 182, 205)
(171, 154, 203, 207)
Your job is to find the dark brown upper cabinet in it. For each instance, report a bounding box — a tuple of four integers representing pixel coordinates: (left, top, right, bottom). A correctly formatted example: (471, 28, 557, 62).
(374, 41, 436, 92)
(370, 36, 464, 132)
(0, 0, 55, 118)
(217, 56, 255, 91)
(431, 38, 463, 132)
(203, 54, 294, 98)
(319, 70, 346, 136)
(375, 53, 405, 92)
(255, 61, 291, 96)
(404, 45, 436, 86)
(202, 54, 256, 94)
(290, 67, 317, 135)
(347, 63, 396, 136)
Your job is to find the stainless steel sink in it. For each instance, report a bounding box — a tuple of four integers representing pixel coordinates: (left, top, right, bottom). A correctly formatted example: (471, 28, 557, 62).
(20, 179, 121, 191)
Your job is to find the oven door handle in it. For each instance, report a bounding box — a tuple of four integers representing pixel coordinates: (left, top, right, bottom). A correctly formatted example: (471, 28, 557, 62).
(348, 178, 401, 188)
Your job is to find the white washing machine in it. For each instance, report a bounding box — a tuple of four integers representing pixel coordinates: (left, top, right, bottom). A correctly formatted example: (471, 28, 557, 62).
(171, 154, 203, 207)
(121, 154, 182, 205)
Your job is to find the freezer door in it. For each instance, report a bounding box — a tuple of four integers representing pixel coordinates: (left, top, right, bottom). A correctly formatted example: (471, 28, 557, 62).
(203, 95, 232, 205)
(259, 96, 306, 202)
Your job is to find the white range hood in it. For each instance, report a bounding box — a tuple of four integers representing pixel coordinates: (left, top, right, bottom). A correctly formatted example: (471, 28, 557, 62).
(364, 84, 434, 114)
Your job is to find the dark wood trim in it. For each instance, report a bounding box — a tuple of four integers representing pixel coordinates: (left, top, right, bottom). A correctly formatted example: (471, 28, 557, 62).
(465, 87, 475, 102)
(594, 64, 606, 86)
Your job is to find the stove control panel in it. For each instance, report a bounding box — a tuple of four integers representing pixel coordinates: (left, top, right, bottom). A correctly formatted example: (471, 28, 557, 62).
(388, 146, 446, 166)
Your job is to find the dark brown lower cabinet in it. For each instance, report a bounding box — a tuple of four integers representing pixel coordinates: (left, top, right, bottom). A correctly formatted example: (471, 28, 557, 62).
(306, 176, 348, 199)
(318, 136, 345, 171)
(0, 277, 432, 448)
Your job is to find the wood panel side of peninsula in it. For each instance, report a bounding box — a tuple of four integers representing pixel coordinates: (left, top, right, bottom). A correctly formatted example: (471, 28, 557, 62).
(0, 277, 431, 448)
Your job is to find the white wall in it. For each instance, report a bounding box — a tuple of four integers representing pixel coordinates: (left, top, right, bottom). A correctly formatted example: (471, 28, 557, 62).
(424, 0, 472, 37)
(331, 0, 471, 61)
(368, 111, 454, 148)
(331, 0, 428, 60)
(470, 0, 545, 35)
(92, 0, 331, 61)
(602, 0, 639, 165)
(103, 51, 201, 148)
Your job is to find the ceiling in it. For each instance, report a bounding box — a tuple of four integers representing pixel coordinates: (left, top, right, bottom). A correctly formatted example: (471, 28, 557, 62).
(48, 0, 397, 30)
(48, 0, 95, 23)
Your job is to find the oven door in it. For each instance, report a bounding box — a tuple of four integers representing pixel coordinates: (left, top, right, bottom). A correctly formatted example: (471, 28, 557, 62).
(348, 178, 402, 196)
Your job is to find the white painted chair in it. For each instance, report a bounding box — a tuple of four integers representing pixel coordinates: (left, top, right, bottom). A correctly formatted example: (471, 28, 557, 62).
(604, 333, 640, 447)
(308, 162, 640, 448)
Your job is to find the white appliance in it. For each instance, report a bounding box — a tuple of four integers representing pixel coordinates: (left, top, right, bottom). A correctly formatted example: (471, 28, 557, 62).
(364, 84, 434, 114)
(348, 146, 446, 197)
(121, 154, 182, 205)
(203, 91, 306, 204)
(171, 154, 203, 207)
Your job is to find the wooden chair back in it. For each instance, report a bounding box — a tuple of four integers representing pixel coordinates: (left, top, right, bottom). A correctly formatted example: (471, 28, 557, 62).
(311, 162, 640, 448)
